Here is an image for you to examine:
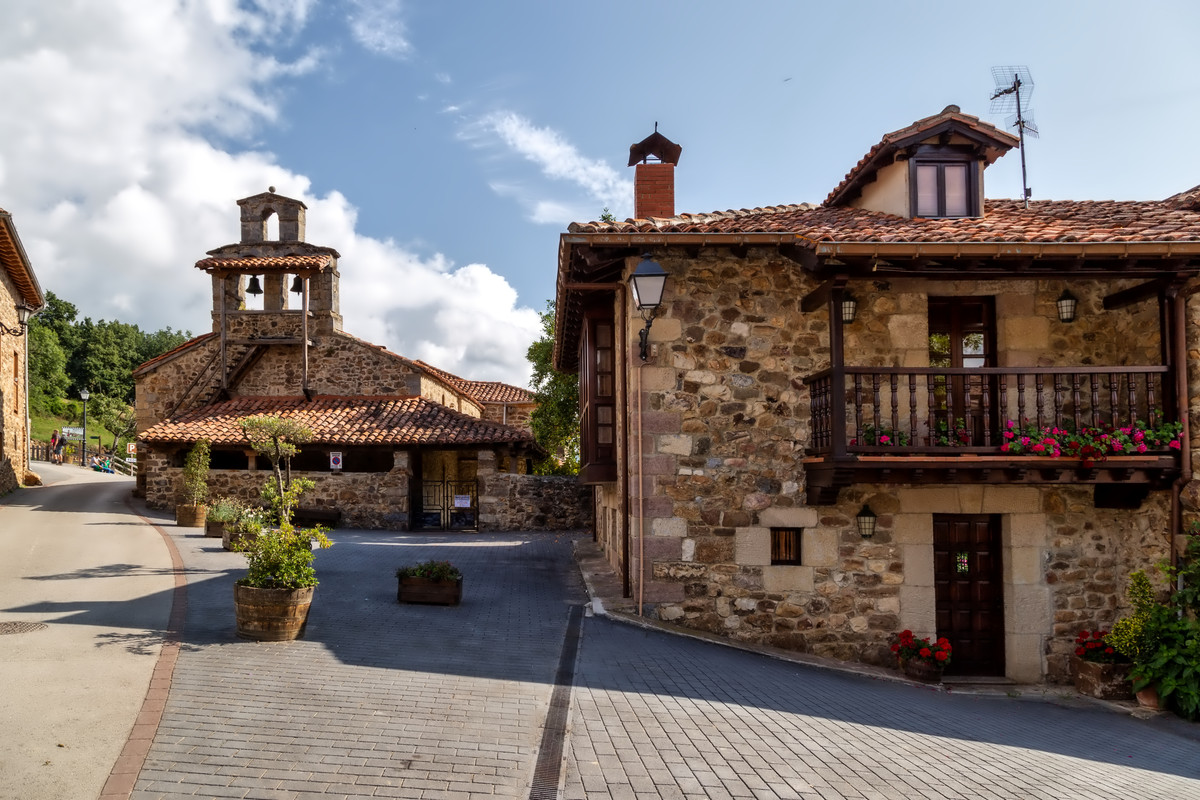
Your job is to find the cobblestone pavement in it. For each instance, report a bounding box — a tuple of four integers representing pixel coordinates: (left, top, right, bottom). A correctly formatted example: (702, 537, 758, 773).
(132, 523, 1199, 800)
(563, 616, 1200, 800)
(133, 527, 587, 799)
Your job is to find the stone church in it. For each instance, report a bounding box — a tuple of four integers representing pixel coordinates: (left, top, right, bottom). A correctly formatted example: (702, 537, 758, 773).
(135, 190, 581, 531)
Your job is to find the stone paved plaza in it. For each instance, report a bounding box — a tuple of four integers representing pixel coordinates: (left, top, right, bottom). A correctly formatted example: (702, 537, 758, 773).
(136, 521, 1198, 799)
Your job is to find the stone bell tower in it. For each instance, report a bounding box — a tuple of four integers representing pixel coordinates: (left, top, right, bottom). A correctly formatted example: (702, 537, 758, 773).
(193, 188, 344, 397)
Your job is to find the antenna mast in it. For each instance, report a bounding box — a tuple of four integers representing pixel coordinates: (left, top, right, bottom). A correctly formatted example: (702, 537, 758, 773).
(990, 66, 1038, 209)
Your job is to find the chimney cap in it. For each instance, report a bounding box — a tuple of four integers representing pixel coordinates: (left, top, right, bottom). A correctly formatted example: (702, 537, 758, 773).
(629, 129, 682, 167)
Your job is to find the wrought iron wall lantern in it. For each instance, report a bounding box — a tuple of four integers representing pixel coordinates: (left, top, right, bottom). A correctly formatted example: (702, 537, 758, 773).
(856, 504, 877, 539)
(0, 302, 35, 336)
(629, 254, 668, 361)
(1056, 289, 1078, 323)
(841, 293, 858, 324)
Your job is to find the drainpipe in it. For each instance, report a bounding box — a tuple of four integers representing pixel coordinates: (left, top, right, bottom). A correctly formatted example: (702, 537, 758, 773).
(617, 283, 632, 599)
(636, 362, 645, 616)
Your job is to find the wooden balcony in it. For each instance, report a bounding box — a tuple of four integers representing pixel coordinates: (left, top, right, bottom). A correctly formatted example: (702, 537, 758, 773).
(802, 366, 1182, 505)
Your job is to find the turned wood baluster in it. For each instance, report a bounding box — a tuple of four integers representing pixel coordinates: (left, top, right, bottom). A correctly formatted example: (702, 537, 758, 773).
(872, 373, 882, 437)
(1108, 373, 1119, 427)
(908, 374, 919, 446)
(1147, 375, 1158, 428)
(890, 373, 900, 442)
(853, 373, 864, 445)
(1090, 374, 1101, 428)
(1072, 373, 1083, 432)
(1126, 373, 1138, 427)
(981, 374, 993, 445)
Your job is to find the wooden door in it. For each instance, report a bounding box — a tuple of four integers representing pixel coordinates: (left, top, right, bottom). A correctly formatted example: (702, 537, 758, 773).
(928, 297, 997, 445)
(934, 514, 1005, 676)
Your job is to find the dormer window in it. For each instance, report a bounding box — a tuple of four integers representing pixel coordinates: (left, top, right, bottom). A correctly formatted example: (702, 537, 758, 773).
(910, 147, 978, 218)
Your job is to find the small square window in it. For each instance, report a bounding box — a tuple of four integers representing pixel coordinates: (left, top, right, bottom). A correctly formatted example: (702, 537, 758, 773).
(770, 527, 803, 565)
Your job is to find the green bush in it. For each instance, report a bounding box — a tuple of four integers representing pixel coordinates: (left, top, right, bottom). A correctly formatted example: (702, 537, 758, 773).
(236, 524, 330, 590)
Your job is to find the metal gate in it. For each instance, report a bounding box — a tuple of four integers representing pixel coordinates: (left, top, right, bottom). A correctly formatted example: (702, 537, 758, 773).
(418, 480, 479, 531)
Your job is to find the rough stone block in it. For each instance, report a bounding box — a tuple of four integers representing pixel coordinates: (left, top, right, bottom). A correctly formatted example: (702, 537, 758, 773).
(1007, 545, 1044, 586)
(804, 528, 840, 567)
(1005, 633, 1044, 683)
(762, 565, 814, 594)
(758, 506, 819, 529)
(898, 585, 935, 632)
(734, 526, 771, 566)
(658, 434, 693, 456)
(651, 516, 687, 538)
(892, 513, 932, 545)
(1007, 514, 1046, 548)
(981, 485, 1042, 512)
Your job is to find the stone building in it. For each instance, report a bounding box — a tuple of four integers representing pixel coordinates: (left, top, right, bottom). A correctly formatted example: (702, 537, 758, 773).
(0, 208, 44, 494)
(553, 106, 1200, 683)
(135, 190, 583, 531)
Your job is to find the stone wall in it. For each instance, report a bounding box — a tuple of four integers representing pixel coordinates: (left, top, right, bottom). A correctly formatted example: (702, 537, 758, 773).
(479, 472, 593, 531)
(144, 447, 413, 529)
(606, 245, 1184, 681)
(0, 269, 30, 495)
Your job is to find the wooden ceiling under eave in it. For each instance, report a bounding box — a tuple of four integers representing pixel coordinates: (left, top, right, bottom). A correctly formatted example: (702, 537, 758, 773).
(0, 211, 44, 310)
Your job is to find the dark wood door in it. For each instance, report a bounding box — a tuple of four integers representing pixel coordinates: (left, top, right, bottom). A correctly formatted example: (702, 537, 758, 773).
(934, 514, 1005, 676)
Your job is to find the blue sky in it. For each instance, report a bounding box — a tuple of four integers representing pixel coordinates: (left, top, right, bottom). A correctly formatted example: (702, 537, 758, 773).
(3, 1, 1198, 386)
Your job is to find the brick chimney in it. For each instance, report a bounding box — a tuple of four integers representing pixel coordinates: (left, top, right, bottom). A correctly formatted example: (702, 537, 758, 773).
(629, 128, 682, 220)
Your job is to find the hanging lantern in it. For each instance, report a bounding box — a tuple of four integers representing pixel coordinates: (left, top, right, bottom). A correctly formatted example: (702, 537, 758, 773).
(1056, 289, 1078, 323)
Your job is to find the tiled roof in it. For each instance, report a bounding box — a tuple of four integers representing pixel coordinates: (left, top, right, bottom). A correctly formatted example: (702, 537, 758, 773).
(195, 253, 334, 272)
(825, 106, 1020, 207)
(141, 395, 533, 446)
(0, 210, 44, 311)
(568, 199, 1200, 245)
(414, 361, 534, 404)
(133, 332, 216, 375)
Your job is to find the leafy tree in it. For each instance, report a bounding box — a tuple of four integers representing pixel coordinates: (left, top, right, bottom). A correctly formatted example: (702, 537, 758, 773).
(240, 415, 313, 525)
(27, 324, 70, 415)
(526, 300, 580, 475)
(89, 393, 138, 453)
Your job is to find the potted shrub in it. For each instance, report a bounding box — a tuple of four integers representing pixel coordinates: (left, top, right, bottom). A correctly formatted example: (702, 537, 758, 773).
(222, 505, 268, 552)
(175, 439, 211, 527)
(205, 496, 243, 539)
(396, 560, 463, 605)
(890, 629, 952, 682)
(232, 416, 332, 641)
(1069, 628, 1132, 700)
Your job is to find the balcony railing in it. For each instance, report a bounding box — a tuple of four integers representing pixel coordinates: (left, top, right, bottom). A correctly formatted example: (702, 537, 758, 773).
(805, 366, 1174, 457)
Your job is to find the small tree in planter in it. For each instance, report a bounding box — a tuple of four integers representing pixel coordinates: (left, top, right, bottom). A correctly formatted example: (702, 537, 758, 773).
(232, 416, 332, 641)
(176, 438, 211, 527)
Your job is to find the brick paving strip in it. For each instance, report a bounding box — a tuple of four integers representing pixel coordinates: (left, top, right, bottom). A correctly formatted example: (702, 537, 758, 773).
(100, 499, 190, 800)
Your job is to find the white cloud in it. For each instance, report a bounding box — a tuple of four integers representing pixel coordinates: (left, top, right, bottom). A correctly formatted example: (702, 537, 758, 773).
(463, 111, 633, 222)
(0, 0, 539, 387)
(346, 0, 413, 59)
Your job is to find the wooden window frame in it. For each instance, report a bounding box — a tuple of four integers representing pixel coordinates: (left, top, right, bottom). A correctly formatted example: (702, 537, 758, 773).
(770, 527, 803, 566)
(578, 302, 617, 484)
(909, 146, 979, 218)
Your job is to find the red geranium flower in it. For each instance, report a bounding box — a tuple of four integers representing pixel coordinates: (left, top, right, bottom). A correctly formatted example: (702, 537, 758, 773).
(919, 647, 932, 658)
(934, 651, 948, 662)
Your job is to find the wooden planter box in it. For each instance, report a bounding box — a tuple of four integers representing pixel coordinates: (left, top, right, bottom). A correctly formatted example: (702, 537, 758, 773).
(397, 576, 463, 606)
(204, 520, 227, 539)
(1071, 656, 1133, 701)
(223, 529, 259, 552)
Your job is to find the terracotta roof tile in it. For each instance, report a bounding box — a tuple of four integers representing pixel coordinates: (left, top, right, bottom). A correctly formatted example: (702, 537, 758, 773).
(569, 199, 1200, 245)
(195, 254, 334, 273)
(141, 395, 533, 447)
(414, 361, 534, 404)
(825, 106, 1020, 207)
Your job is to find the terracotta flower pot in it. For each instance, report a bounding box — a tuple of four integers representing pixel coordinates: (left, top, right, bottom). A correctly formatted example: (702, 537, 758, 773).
(1134, 684, 1160, 710)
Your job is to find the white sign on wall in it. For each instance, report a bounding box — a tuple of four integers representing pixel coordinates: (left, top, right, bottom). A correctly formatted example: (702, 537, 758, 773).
(330, 452, 343, 470)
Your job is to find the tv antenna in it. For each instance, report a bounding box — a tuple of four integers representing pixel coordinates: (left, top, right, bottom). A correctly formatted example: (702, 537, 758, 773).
(990, 66, 1037, 208)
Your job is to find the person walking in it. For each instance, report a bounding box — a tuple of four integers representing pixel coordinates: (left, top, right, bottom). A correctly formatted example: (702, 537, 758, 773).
(50, 430, 61, 464)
